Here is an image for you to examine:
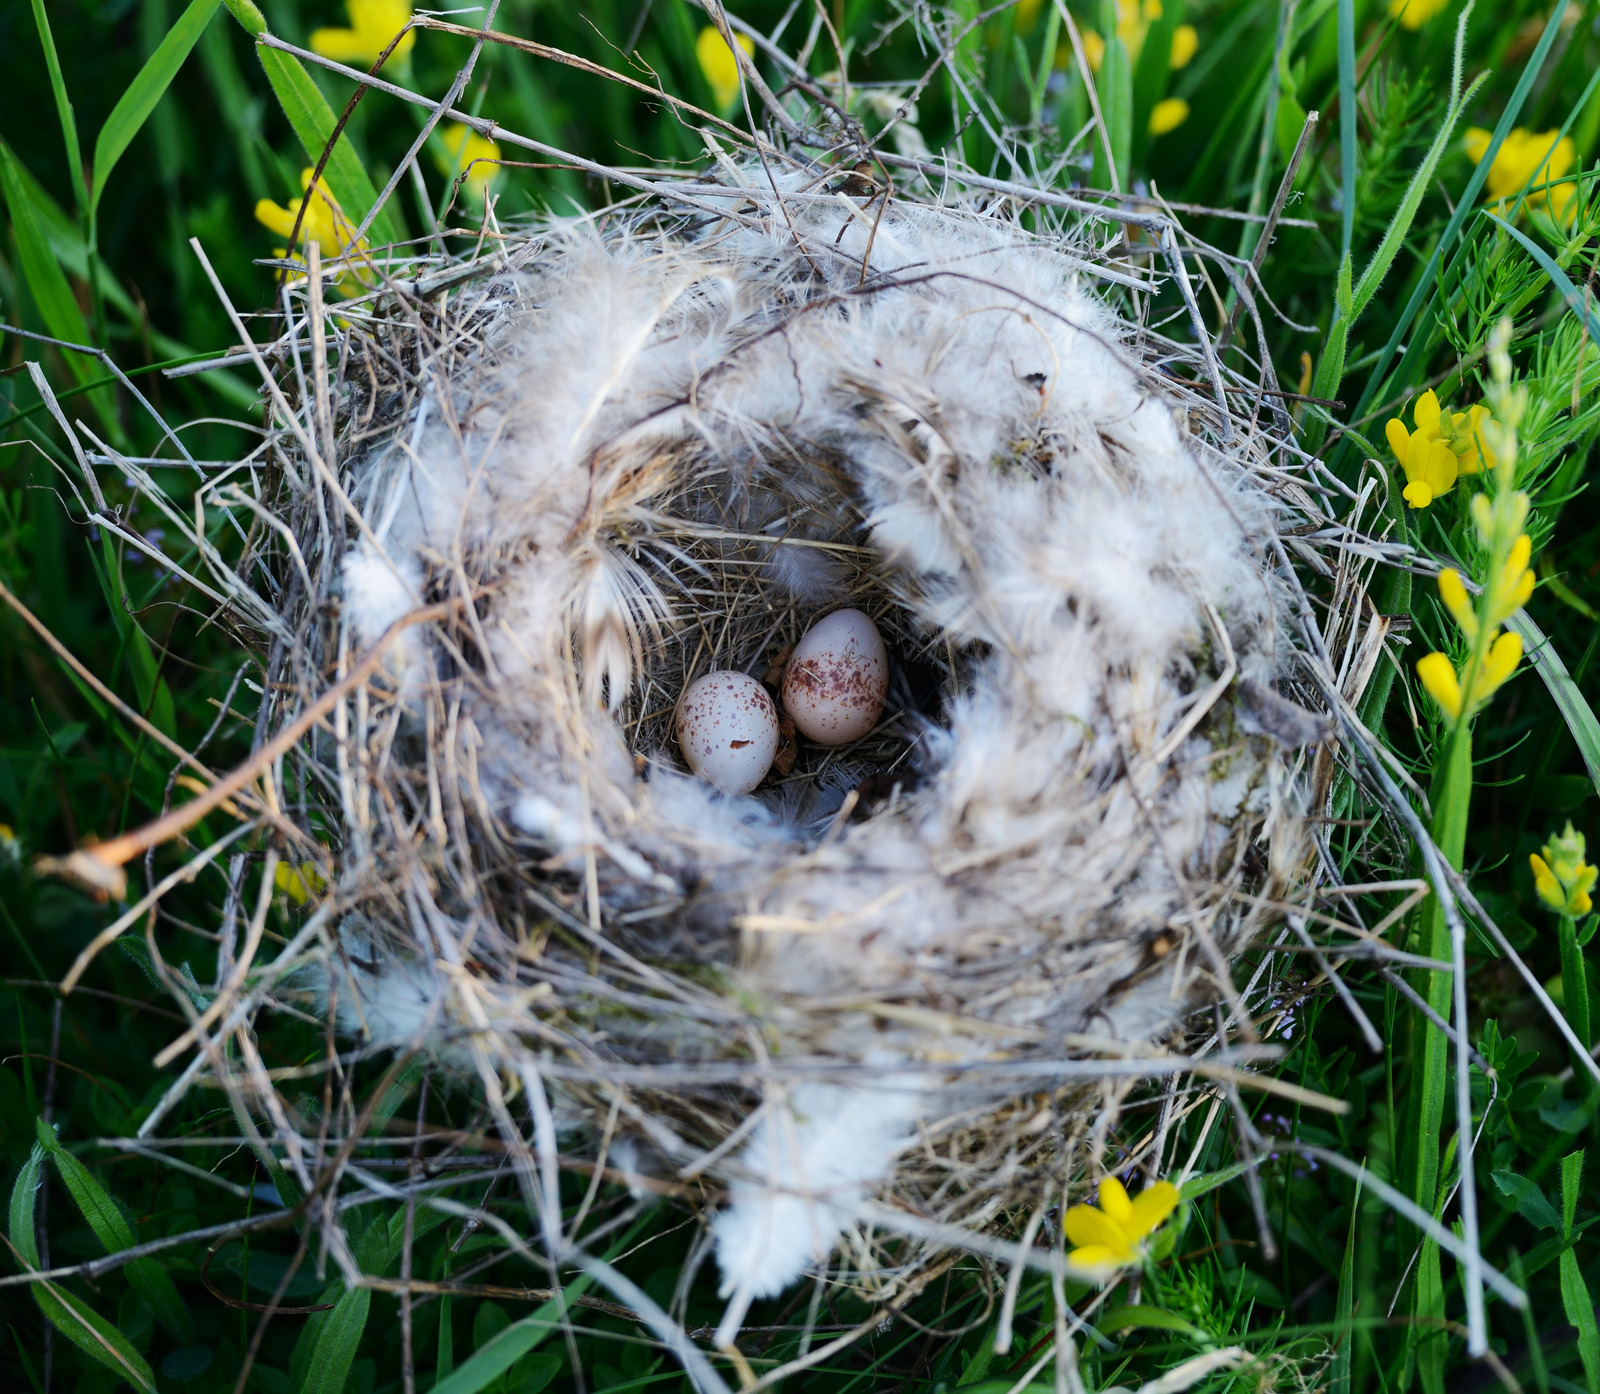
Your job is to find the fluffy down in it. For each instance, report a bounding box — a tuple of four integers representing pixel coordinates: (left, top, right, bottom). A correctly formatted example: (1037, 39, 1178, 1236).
(333, 171, 1301, 1305)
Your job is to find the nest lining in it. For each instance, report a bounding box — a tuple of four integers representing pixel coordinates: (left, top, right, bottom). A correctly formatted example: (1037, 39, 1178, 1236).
(196, 165, 1365, 1344)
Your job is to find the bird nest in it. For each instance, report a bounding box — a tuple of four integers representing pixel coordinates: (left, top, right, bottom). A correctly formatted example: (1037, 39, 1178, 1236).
(36, 14, 1529, 1385)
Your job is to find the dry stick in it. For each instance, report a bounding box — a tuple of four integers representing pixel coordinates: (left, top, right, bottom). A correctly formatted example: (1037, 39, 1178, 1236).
(38, 600, 460, 900)
(1219, 109, 1319, 353)
(409, 16, 754, 147)
(346, 0, 505, 246)
(255, 37, 770, 235)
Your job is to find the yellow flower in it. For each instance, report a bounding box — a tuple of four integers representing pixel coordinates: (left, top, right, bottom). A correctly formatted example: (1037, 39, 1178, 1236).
(1064, 1176, 1179, 1274)
(436, 124, 502, 205)
(1170, 23, 1198, 67)
(1531, 823, 1597, 916)
(1077, 1, 1197, 72)
(311, 0, 414, 66)
(255, 170, 370, 292)
(256, 168, 364, 254)
(1149, 98, 1189, 137)
(1016, 0, 1044, 33)
(696, 26, 756, 111)
(1464, 126, 1577, 220)
(1484, 532, 1536, 626)
(1388, 0, 1450, 29)
(275, 858, 328, 906)
(1449, 402, 1497, 475)
(1386, 391, 1460, 508)
(1416, 651, 1465, 720)
(1437, 568, 1479, 642)
(1417, 630, 1521, 723)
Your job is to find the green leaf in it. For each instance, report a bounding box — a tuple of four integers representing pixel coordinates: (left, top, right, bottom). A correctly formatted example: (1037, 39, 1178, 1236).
(431, 1330, 562, 1394)
(254, 45, 399, 244)
(430, 1286, 583, 1394)
(89, 0, 224, 218)
(1180, 1158, 1258, 1200)
(38, 1122, 192, 1340)
(42, 1136, 133, 1248)
(1492, 1170, 1563, 1232)
(297, 1284, 371, 1394)
(1097, 1304, 1203, 1339)
(1507, 611, 1600, 801)
(0, 143, 100, 388)
(1560, 1153, 1600, 1394)
(125, 1256, 193, 1343)
(29, 0, 85, 217)
(32, 1282, 157, 1391)
(8, 1143, 46, 1269)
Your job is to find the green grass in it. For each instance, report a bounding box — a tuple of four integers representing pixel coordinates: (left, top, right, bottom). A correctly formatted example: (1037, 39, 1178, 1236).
(4, 0, 1600, 1391)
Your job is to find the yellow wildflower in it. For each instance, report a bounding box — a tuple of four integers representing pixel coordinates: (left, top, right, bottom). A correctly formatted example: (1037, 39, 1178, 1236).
(1170, 23, 1198, 67)
(1064, 1176, 1179, 1274)
(697, 26, 756, 111)
(1463, 126, 1577, 221)
(255, 168, 365, 256)
(1149, 98, 1189, 137)
(1449, 402, 1497, 475)
(1417, 632, 1521, 722)
(1388, 0, 1450, 29)
(1077, 1, 1198, 73)
(1386, 391, 1459, 509)
(275, 859, 328, 906)
(1016, 0, 1044, 33)
(1386, 390, 1499, 507)
(436, 124, 502, 205)
(1531, 824, 1597, 916)
(311, 0, 414, 66)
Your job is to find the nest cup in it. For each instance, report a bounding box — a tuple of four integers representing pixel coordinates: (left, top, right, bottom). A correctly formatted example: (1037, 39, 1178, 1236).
(260, 165, 1337, 1348)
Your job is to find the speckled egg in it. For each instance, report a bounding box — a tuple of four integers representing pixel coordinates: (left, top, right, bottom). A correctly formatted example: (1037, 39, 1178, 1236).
(782, 609, 889, 746)
(676, 671, 780, 794)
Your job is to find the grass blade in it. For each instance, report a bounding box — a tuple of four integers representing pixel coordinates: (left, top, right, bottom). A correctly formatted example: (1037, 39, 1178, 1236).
(1507, 610, 1600, 799)
(29, 0, 85, 218)
(7, 1143, 46, 1269)
(1349, 70, 1486, 321)
(89, 0, 224, 218)
(0, 144, 97, 385)
(1330, 1172, 1362, 1394)
(1337, 0, 1355, 259)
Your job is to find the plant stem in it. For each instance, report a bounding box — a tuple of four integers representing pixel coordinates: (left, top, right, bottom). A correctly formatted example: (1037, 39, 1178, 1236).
(1560, 913, 1592, 1082)
(1405, 722, 1473, 1394)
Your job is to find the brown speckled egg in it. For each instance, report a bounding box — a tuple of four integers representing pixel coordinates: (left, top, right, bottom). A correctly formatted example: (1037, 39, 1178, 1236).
(676, 671, 780, 794)
(782, 609, 889, 746)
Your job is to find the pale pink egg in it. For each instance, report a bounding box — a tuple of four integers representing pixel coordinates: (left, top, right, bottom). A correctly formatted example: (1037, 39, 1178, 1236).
(676, 671, 780, 794)
(782, 609, 889, 747)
